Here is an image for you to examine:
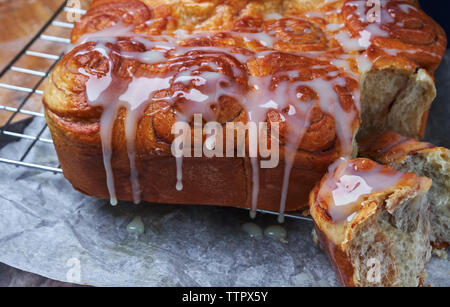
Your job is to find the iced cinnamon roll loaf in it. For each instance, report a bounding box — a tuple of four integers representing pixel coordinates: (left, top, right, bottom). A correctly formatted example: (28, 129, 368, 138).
(360, 131, 450, 249)
(44, 0, 446, 213)
(310, 158, 432, 287)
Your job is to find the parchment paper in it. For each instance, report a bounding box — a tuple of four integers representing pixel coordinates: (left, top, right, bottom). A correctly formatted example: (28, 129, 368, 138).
(0, 52, 448, 287)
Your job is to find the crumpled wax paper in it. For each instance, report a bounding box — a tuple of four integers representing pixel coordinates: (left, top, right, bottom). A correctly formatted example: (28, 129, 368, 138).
(0, 52, 449, 287)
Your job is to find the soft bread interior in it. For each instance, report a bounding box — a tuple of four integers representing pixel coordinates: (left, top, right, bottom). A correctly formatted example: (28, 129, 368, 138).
(348, 194, 431, 287)
(359, 68, 436, 139)
(395, 150, 450, 248)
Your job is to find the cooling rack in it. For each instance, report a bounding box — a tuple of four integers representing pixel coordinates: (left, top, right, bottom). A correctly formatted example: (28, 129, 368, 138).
(0, 0, 85, 173)
(0, 0, 312, 222)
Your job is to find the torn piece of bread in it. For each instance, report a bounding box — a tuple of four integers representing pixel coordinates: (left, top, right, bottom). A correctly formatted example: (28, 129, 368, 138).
(310, 158, 432, 287)
(359, 67, 436, 139)
(340, 0, 447, 139)
(360, 131, 450, 249)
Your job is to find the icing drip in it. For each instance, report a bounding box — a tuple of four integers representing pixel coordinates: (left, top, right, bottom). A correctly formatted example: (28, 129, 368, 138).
(101, 106, 119, 206)
(176, 156, 183, 191)
(245, 75, 358, 219)
(78, 42, 129, 205)
(75, 22, 359, 211)
(60, 0, 446, 223)
(318, 158, 404, 223)
(119, 77, 172, 203)
(244, 76, 312, 220)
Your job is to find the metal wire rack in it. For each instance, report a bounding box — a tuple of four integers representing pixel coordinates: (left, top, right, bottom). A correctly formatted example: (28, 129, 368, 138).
(0, 1, 312, 222)
(0, 1, 83, 173)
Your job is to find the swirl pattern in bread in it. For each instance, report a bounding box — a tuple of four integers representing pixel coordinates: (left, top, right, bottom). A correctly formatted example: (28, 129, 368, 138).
(44, 0, 445, 215)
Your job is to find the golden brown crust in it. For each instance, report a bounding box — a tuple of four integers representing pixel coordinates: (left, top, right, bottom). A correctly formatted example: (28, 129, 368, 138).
(314, 222, 356, 287)
(359, 130, 436, 164)
(71, 1, 447, 72)
(342, 0, 446, 72)
(45, 0, 446, 210)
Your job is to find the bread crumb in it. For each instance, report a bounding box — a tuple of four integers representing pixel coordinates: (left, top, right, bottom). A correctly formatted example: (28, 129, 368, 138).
(301, 209, 310, 217)
(421, 270, 428, 282)
(311, 228, 319, 245)
(432, 248, 448, 260)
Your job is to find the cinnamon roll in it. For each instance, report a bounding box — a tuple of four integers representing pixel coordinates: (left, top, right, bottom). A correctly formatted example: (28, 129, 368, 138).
(342, 0, 446, 71)
(264, 18, 329, 52)
(44, 0, 445, 217)
(310, 158, 432, 287)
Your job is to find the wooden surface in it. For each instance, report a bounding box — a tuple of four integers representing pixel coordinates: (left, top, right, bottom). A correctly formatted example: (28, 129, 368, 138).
(0, 0, 64, 71)
(0, 0, 65, 126)
(0, 0, 91, 127)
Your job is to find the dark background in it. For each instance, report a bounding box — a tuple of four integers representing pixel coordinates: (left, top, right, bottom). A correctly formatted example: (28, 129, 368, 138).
(421, 1, 450, 39)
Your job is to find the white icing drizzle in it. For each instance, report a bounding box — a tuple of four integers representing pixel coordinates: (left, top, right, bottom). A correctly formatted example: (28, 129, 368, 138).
(264, 12, 283, 20)
(356, 53, 372, 72)
(119, 77, 172, 203)
(173, 28, 278, 48)
(78, 42, 127, 205)
(326, 23, 344, 31)
(333, 23, 388, 52)
(333, 0, 404, 53)
(329, 1, 429, 75)
(319, 158, 404, 222)
(121, 50, 167, 64)
(75, 18, 359, 212)
(237, 32, 276, 47)
(244, 73, 357, 220)
(63, 0, 444, 221)
(101, 106, 119, 206)
(176, 156, 183, 191)
(304, 11, 324, 19)
(244, 76, 311, 220)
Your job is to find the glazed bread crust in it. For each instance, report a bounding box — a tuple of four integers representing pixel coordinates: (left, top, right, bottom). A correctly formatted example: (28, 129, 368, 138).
(44, 0, 446, 210)
(310, 158, 432, 287)
(45, 37, 356, 211)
